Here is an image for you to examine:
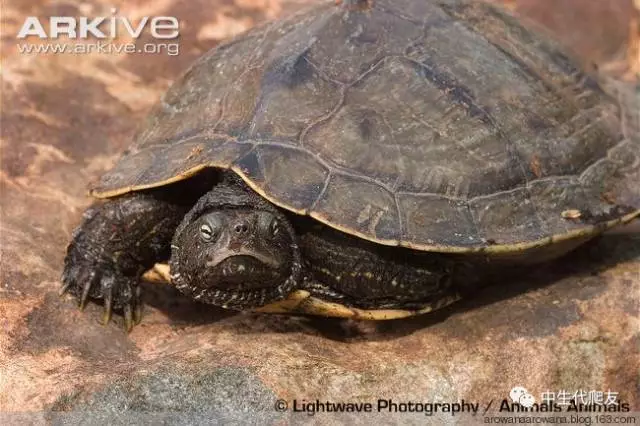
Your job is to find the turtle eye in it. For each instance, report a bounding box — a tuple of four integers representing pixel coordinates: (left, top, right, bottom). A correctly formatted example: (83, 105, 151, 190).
(198, 214, 222, 242)
(257, 212, 282, 238)
(270, 219, 280, 237)
(200, 223, 215, 241)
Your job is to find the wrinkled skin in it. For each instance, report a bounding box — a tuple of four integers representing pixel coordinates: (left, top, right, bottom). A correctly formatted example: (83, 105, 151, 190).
(168, 176, 304, 310)
(62, 174, 300, 330)
(62, 173, 460, 331)
(62, 192, 191, 328)
(176, 210, 292, 291)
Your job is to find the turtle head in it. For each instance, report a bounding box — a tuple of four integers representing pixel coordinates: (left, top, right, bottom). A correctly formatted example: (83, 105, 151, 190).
(169, 182, 301, 309)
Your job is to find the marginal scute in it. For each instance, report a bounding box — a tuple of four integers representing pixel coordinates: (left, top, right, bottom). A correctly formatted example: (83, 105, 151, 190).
(468, 188, 547, 245)
(399, 194, 480, 247)
(236, 144, 329, 212)
(311, 173, 400, 243)
(526, 177, 588, 235)
(94, 150, 156, 193)
(91, 0, 639, 252)
(232, 148, 265, 184)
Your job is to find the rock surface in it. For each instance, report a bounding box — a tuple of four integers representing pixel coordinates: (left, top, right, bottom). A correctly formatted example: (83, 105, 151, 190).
(1, 0, 638, 423)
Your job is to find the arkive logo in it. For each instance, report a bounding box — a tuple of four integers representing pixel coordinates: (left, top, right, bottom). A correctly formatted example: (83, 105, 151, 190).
(16, 9, 179, 40)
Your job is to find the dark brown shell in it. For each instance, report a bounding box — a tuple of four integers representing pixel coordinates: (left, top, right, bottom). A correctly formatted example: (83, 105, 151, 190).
(92, 0, 640, 253)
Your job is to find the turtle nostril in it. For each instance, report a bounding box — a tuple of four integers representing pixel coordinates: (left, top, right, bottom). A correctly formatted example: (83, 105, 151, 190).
(234, 222, 249, 234)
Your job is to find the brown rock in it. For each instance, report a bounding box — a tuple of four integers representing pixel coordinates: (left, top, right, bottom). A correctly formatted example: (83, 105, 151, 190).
(1, 0, 638, 422)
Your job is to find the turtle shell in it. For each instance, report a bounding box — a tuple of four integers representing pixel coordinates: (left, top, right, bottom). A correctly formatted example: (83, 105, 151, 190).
(92, 0, 640, 254)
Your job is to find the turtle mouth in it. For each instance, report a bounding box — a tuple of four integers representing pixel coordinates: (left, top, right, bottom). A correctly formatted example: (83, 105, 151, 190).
(202, 252, 286, 290)
(207, 250, 282, 270)
(171, 253, 293, 308)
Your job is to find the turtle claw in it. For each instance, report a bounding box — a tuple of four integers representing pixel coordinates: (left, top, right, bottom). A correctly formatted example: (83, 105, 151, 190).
(133, 287, 143, 324)
(122, 283, 142, 331)
(58, 281, 72, 296)
(102, 307, 113, 326)
(124, 305, 134, 333)
(79, 273, 96, 310)
(103, 289, 113, 325)
(62, 244, 143, 330)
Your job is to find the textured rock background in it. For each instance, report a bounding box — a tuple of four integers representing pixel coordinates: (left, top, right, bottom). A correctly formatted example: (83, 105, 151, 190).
(1, 0, 638, 423)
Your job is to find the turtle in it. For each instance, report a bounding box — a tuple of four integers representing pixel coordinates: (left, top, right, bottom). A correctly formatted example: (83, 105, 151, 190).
(61, 0, 640, 331)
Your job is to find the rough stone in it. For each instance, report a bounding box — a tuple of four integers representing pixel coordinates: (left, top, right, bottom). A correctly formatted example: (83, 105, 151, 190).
(1, 0, 638, 423)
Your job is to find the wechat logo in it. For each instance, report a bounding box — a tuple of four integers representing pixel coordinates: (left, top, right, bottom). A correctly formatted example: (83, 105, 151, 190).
(510, 386, 535, 408)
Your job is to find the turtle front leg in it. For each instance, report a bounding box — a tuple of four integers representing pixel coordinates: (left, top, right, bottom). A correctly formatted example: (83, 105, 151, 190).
(61, 192, 189, 331)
